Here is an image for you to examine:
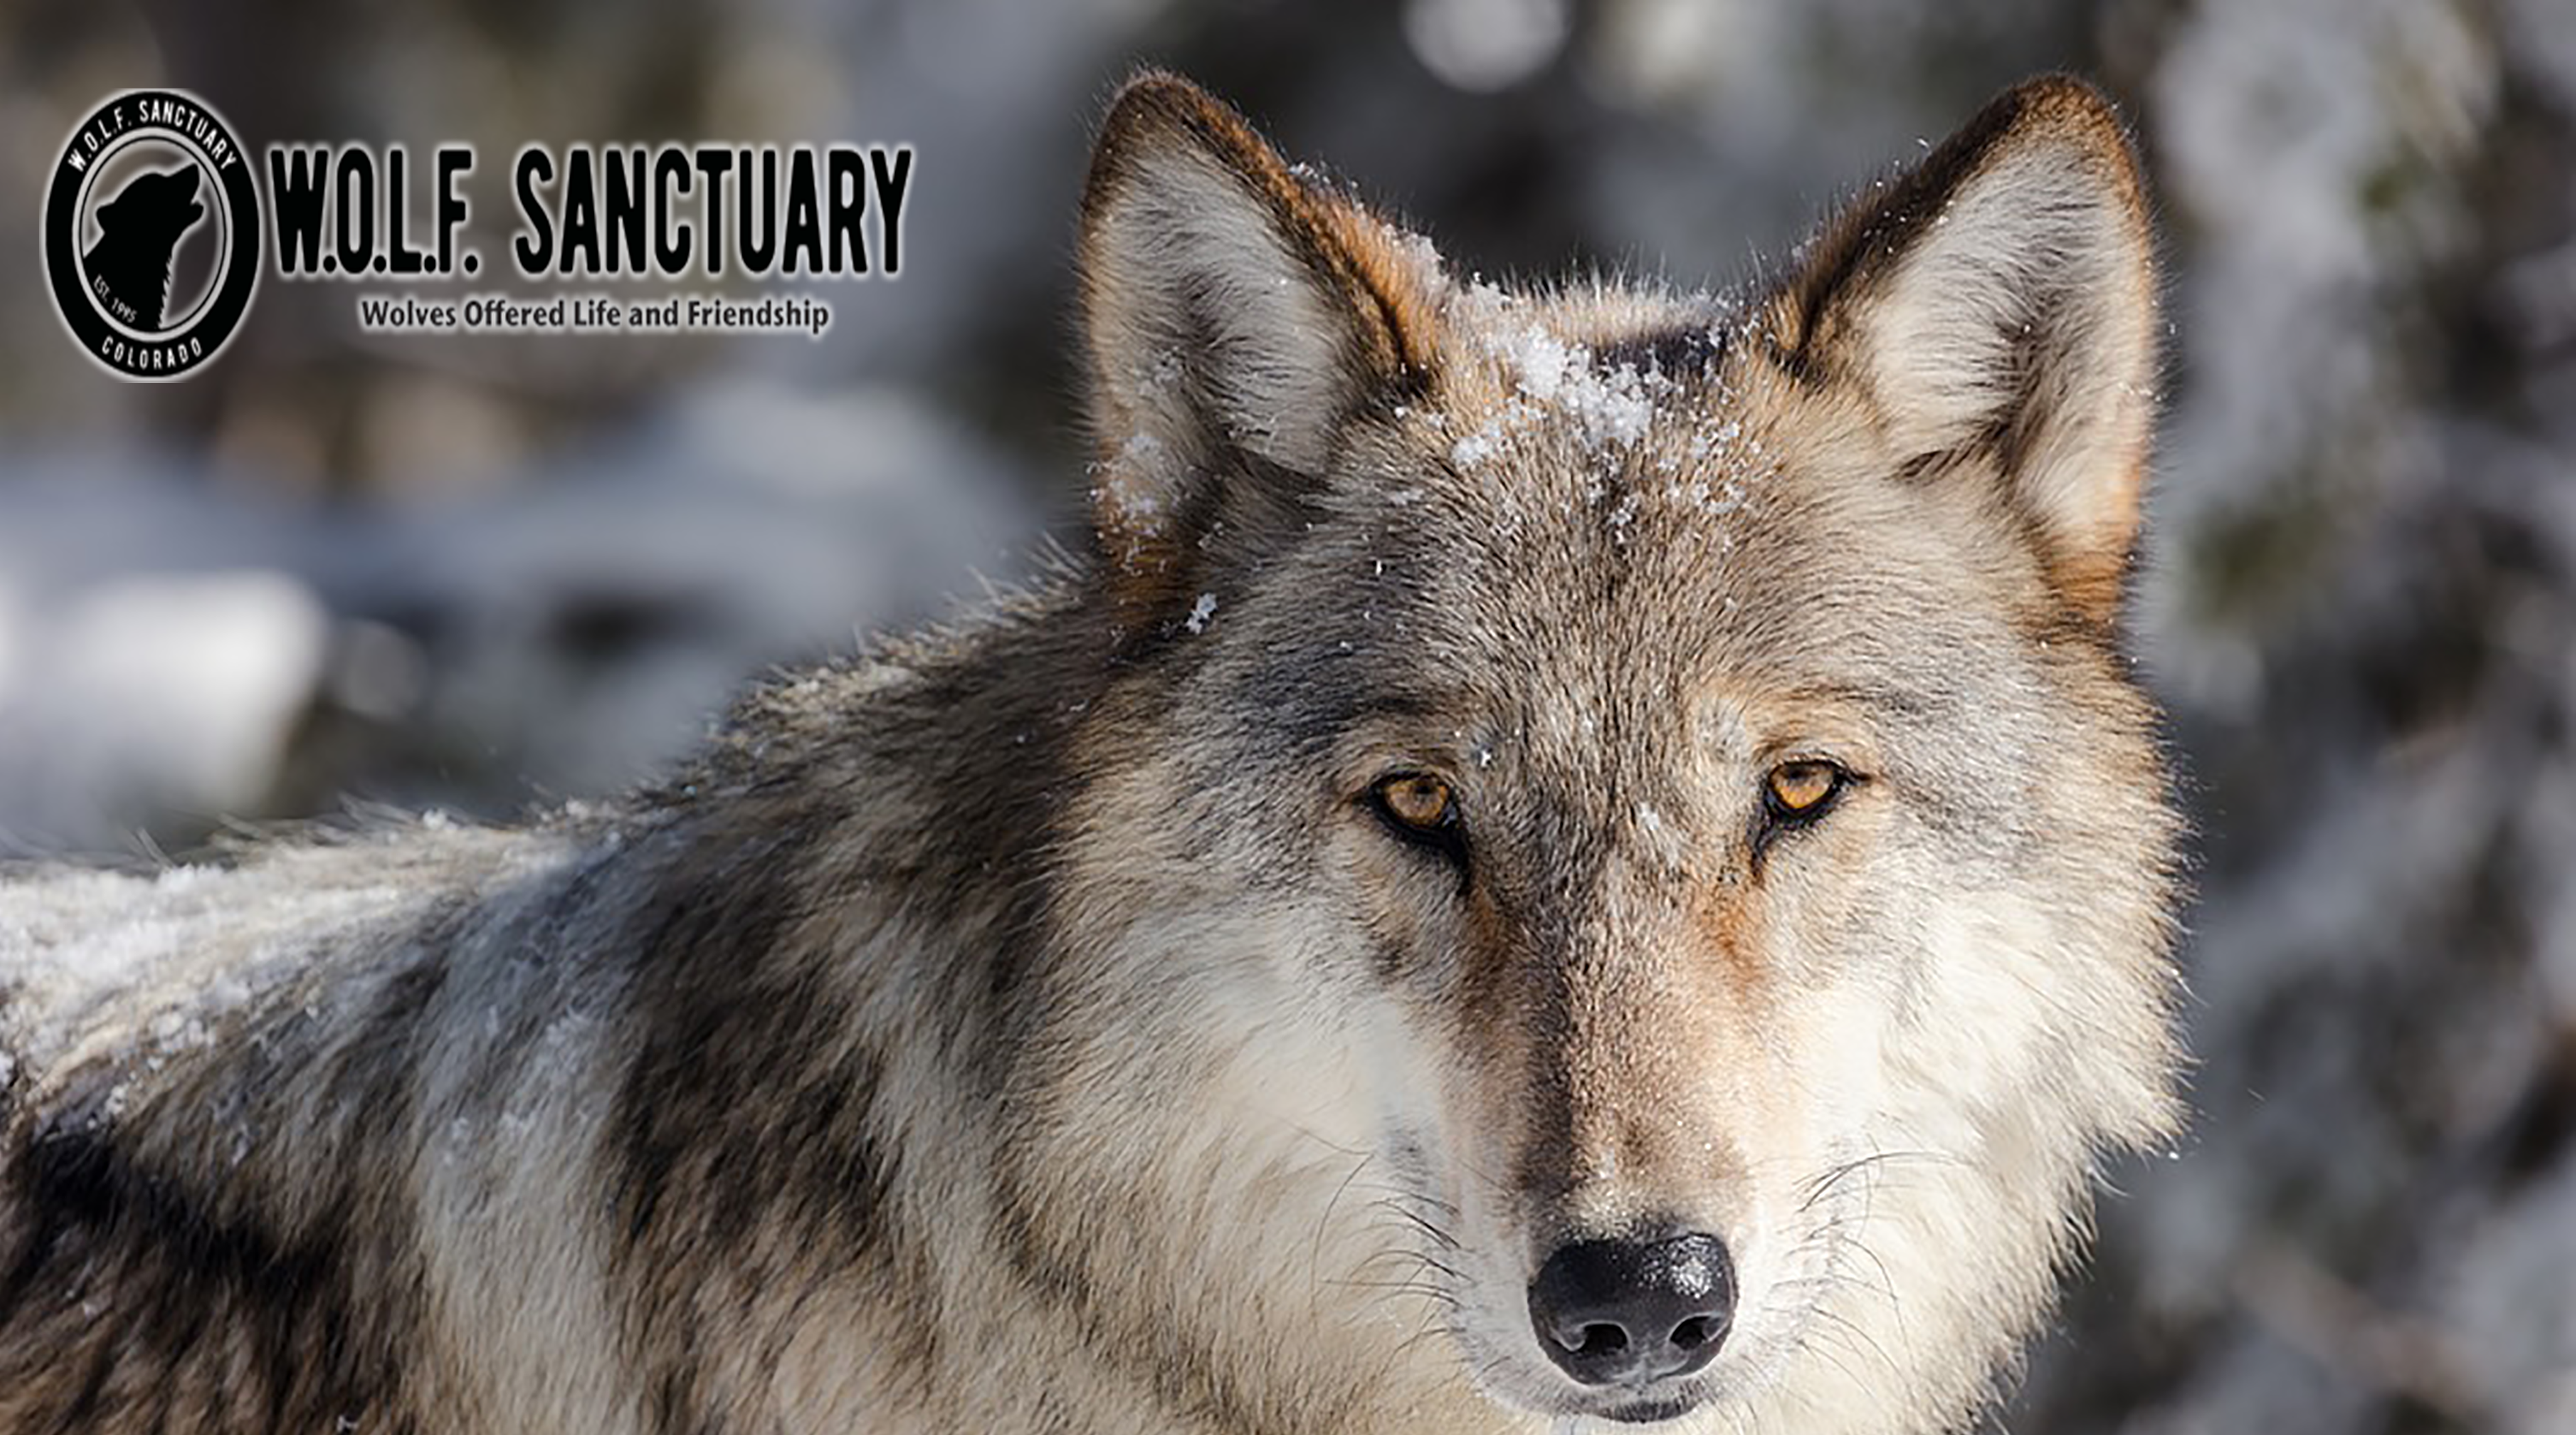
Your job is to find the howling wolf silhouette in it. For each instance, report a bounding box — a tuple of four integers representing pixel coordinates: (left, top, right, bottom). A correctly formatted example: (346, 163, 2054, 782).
(83, 163, 207, 331)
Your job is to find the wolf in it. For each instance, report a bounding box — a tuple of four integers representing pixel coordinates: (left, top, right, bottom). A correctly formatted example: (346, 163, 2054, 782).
(0, 71, 2182, 1434)
(82, 162, 207, 331)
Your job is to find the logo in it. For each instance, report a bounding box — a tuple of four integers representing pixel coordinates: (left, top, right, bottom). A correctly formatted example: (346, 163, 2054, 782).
(44, 90, 262, 382)
(40, 92, 913, 379)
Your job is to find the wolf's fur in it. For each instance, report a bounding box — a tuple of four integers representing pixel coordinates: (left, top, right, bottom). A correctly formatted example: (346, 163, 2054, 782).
(0, 73, 2182, 1434)
(82, 163, 207, 331)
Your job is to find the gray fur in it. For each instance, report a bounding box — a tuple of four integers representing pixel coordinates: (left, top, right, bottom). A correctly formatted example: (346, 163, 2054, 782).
(0, 72, 2182, 1434)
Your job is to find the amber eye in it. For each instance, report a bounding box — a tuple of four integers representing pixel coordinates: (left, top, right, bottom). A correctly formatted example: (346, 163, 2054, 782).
(1370, 773, 1468, 869)
(1764, 760, 1846, 821)
(1376, 774, 1457, 833)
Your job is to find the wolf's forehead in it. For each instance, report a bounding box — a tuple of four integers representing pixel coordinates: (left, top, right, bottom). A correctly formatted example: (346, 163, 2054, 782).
(1395, 317, 1783, 620)
(1348, 358, 1959, 728)
(1265, 286, 1975, 742)
(1427, 286, 1777, 527)
(1440, 282, 1740, 411)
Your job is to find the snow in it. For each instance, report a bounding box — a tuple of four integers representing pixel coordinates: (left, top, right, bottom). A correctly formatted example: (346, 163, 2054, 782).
(1096, 432, 1172, 532)
(0, 378, 1037, 847)
(0, 571, 329, 846)
(1499, 326, 1652, 452)
(1450, 415, 1514, 470)
(0, 824, 567, 1094)
(1449, 300, 1660, 478)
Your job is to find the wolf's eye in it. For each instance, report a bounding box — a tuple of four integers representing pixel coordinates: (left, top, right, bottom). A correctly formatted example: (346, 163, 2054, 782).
(1377, 774, 1456, 833)
(1369, 773, 1468, 866)
(1764, 761, 1847, 822)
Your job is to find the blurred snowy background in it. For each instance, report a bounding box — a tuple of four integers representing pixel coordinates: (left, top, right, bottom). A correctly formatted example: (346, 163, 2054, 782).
(3, 0, 2573, 1428)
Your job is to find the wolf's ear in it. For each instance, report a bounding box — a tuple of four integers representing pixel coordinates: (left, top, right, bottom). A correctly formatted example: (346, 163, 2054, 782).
(1078, 73, 1441, 616)
(1767, 76, 2158, 623)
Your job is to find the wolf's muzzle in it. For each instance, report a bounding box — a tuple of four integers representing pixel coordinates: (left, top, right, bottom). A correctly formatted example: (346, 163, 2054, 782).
(1525, 1231, 1734, 1389)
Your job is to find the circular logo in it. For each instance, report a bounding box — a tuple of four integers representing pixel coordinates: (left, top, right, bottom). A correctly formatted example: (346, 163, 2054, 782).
(44, 90, 262, 382)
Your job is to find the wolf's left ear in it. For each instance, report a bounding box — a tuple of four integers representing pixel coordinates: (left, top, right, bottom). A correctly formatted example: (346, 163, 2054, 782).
(1078, 73, 1442, 615)
(1768, 76, 2158, 623)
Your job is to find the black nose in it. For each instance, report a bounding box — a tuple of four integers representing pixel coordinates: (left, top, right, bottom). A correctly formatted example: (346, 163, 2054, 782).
(1527, 1233, 1734, 1386)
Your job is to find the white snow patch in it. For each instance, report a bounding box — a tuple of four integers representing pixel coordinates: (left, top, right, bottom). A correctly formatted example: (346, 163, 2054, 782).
(1502, 327, 1653, 452)
(1114, 432, 1166, 470)
(0, 572, 328, 841)
(1449, 314, 1662, 479)
(1185, 592, 1218, 634)
(1095, 431, 1173, 532)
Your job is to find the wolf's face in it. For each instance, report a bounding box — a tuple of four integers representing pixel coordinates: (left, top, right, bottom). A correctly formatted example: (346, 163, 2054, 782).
(1044, 76, 2182, 1432)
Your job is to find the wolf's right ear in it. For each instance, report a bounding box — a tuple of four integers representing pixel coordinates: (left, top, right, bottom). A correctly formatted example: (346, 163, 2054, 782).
(1765, 76, 2159, 624)
(1078, 73, 1443, 619)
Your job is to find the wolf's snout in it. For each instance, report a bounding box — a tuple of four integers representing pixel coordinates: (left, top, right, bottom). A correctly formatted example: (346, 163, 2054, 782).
(1526, 1233, 1734, 1387)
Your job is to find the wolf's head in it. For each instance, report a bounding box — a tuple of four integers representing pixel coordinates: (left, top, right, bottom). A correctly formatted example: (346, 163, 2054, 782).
(85, 163, 207, 331)
(1032, 73, 2181, 1433)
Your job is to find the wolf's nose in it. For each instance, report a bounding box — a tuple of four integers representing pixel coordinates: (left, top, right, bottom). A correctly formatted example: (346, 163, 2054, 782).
(1526, 1233, 1733, 1386)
